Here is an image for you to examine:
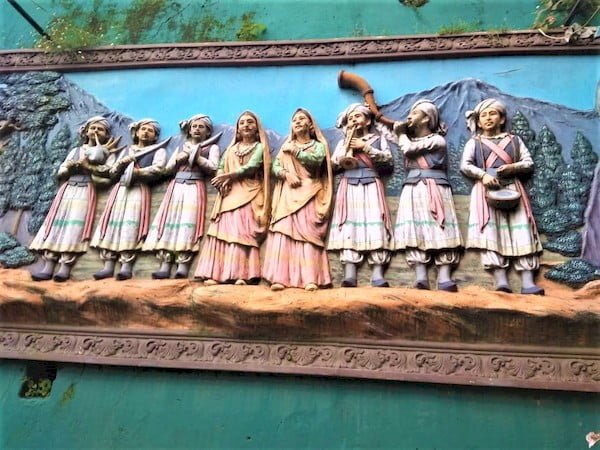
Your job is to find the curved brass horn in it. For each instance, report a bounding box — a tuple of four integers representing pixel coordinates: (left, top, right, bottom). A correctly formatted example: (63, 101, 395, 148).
(337, 70, 396, 128)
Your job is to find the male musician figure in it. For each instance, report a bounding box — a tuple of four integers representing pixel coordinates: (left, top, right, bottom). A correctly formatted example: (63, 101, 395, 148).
(327, 103, 394, 287)
(393, 99, 463, 291)
(143, 114, 219, 279)
(461, 98, 544, 294)
(29, 116, 117, 282)
(91, 119, 167, 280)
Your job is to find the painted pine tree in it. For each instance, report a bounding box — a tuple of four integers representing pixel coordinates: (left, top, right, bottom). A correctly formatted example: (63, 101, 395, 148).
(0, 72, 72, 237)
(510, 111, 537, 190)
(0, 135, 19, 217)
(511, 111, 535, 146)
(529, 126, 566, 234)
(544, 132, 599, 256)
(28, 125, 73, 234)
(0, 72, 72, 268)
(0, 232, 35, 268)
(448, 136, 471, 195)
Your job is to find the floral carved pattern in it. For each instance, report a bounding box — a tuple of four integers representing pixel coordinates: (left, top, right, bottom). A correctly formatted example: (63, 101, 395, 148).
(0, 30, 597, 72)
(1, 327, 598, 392)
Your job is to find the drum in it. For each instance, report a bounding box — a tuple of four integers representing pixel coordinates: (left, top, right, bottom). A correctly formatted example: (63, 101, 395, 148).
(486, 188, 521, 210)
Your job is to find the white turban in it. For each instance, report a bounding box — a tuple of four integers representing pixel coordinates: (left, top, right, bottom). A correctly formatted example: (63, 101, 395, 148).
(336, 103, 372, 129)
(179, 114, 213, 136)
(129, 118, 161, 143)
(411, 99, 447, 136)
(465, 98, 507, 134)
(78, 115, 111, 138)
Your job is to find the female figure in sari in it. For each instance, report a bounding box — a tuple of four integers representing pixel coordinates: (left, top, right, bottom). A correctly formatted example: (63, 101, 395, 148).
(195, 111, 270, 285)
(262, 108, 333, 291)
(143, 114, 219, 279)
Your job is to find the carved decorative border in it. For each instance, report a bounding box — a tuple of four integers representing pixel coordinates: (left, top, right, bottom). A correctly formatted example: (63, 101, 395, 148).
(1, 325, 597, 392)
(1, 29, 598, 72)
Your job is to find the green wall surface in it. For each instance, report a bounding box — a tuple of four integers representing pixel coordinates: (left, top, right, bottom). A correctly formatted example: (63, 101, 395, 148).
(1, 360, 598, 449)
(1, 0, 545, 49)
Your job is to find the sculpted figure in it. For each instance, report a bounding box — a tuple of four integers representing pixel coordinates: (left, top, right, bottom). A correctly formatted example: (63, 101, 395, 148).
(393, 100, 463, 291)
(91, 119, 167, 281)
(195, 111, 270, 285)
(143, 114, 219, 279)
(327, 103, 394, 287)
(262, 108, 333, 291)
(461, 99, 544, 295)
(29, 116, 119, 281)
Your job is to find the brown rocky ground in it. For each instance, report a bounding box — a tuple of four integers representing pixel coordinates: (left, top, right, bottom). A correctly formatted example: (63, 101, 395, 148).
(0, 269, 597, 348)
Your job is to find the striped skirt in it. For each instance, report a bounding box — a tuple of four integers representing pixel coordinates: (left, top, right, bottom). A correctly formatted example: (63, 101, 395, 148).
(327, 181, 393, 251)
(467, 183, 542, 256)
(394, 182, 463, 251)
(91, 185, 148, 252)
(143, 181, 204, 253)
(29, 184, 93, 254)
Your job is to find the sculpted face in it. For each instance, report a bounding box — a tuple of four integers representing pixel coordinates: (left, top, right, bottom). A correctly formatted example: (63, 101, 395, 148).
(406, 108, 429, 131)
(237, 114, 258, 141)
(136, 124, 158, 145)
(291, 111, 312, 136)
(347, 110, 370, 131)
(189, 119, 210, 141)
(86, 122, 109, 144)
(478, 106, 505, 136)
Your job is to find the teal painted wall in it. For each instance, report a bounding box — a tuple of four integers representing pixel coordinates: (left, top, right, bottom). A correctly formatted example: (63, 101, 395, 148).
(1, 360, 598, 450)
(66, 55, 599, 138)
(0, 0, 546, 49)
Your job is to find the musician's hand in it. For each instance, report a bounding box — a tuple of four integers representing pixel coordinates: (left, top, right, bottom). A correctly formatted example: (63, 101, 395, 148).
(80, 159, 92, 170)
(482, 173, 501, 189)
(119, 155, 135, 166)
(349, 138, 366, 152)
(393, 121, 408, 136)
(285, 171, 302, 188)
(497, 164, 517, 178)
(176, 152, 190, 165)
(103, 135, 122, 151)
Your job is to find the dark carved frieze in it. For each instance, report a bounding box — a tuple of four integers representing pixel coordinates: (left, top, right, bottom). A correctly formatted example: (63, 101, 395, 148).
(1, 326, 597, 392)
(0, 30, 597, 73)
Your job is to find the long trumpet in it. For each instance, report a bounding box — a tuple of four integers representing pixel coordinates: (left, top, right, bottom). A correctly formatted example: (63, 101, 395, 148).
(337, 70, 396, 128)
(339, 124, 359, 170)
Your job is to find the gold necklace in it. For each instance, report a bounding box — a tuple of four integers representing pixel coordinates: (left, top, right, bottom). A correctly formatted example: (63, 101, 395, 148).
(235, 141, 257, 157)
(294, 139, 315, 152)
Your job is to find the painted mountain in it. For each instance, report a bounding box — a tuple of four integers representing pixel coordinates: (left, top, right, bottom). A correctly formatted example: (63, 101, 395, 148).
(379, 78, 599, 160)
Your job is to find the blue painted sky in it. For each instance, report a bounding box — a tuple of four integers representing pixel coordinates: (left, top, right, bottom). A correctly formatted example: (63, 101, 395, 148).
(67, 55, 598, 137)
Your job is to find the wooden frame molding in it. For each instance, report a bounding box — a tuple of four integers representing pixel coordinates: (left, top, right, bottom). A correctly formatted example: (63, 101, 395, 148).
(1, 29, 598, 73)
(1, 325, 598, 391)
